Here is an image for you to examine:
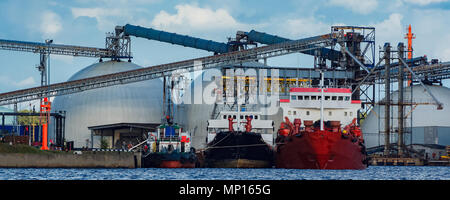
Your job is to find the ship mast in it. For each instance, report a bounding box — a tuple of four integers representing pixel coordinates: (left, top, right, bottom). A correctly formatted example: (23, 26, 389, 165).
(319, 70, 324, 131)
(236, 77, 241, 131)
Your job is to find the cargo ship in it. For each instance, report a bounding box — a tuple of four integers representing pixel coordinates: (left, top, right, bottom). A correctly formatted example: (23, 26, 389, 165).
(275, 75, 368, 169)
(141, 117, 197, 168)
(204, 109, 275, 168)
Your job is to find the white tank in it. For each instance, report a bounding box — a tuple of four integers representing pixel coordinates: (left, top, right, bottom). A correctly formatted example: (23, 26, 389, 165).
(361, 85, 450, 148)
(50, 60, 163, 148)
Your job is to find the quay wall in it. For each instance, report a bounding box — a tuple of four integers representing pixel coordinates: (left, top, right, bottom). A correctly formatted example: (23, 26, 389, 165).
(0, 152, 140, 168)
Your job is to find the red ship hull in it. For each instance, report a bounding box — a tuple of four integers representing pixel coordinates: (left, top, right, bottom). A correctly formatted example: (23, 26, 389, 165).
(276, 130, 367, 169)
(160, 160, 195, 168)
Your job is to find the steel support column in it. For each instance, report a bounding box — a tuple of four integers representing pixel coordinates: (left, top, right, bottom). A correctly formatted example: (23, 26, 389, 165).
(397, 43, 405, 157)
(383, 43, 391, 156)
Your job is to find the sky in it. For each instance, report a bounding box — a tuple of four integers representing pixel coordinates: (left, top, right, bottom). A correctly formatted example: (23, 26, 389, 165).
(0, 0, 449, 110)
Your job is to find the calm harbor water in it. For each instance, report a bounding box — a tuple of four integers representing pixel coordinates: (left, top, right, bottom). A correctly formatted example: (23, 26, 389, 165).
(0, 166, 448, 180)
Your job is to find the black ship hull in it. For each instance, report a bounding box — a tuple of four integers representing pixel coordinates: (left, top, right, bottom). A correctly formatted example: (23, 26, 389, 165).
(142, 151, 197, 168)
(204, 131, 274, 168)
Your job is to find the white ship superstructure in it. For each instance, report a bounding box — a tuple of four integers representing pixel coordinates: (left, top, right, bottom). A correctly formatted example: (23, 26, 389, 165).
(207, 111, 274, 146)
(280, 88, 361, 127)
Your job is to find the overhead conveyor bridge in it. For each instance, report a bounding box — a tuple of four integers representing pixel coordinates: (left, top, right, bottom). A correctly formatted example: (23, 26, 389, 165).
(0, 32, 337, 106)
(0, 38, 131, 59)
(121, 24, 231, 54)
(245, 30, 342, 61)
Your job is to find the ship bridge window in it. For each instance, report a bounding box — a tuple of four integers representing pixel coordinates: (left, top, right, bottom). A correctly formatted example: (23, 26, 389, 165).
(304, 96, 310, 100)
(329, 111, 332, 116)
(298, 96, 303, 100)
(338, 96, 344, 101)
(255, 115, 258, 120)
(311, 96, 317, 100)
(332, 96, 337, 100)
(325, 96, 330, 100)
(345, 96, 350, 101)
(344, 112, 348, 116)
(288, 111, 292, 115)
(291, 95, 297, 100)
(233, 115, 236, 119)
(350, 112, 353, 116)
(223, 115, 227, 119)
(306, 111, 310, 116)
(318, 96, 321, 100)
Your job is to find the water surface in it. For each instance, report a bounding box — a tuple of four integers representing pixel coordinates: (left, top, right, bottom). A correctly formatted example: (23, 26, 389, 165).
(0, 166, 448, 180)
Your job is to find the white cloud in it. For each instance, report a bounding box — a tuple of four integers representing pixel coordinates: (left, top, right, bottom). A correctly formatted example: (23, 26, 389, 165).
(71, 7, 125, 31)
(328, 0, 378, 14)
(408, 9, 450, 61)
(371, 13, 404, 45)
(71, 7, 124, 19)
(282, 17, 331, 38)
(403, 0, 448, 5)
(40, 11, 62, 38)
(441, 48, 450, 61)
(16, 77, 36, 87)
(0, 76, 36, 88)
(151, 4, 246, 32)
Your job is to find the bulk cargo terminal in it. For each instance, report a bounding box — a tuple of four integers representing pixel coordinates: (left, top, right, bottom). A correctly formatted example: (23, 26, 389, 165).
(0, 23, 449, 167)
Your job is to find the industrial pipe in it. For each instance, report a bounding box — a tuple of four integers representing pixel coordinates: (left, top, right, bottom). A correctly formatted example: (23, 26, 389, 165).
(123, 24, 230, 54)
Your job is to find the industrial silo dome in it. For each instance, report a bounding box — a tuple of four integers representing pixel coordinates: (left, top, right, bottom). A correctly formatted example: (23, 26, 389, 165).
(361, 85, 450, 148)
(174, 61, 283, 149)
(50, 60, 163, 148)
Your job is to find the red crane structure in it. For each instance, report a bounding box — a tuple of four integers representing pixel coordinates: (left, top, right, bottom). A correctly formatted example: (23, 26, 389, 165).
(405, 24, 416, 86)
(40, 97, 51, 150)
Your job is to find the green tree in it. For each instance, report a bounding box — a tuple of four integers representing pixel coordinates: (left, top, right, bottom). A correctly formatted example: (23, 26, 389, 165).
(100, 138, 109, 149)
(17, 109, 40, 125)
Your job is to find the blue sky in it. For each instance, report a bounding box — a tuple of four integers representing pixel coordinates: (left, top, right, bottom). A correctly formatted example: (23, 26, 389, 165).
(0, 0, 449, 109)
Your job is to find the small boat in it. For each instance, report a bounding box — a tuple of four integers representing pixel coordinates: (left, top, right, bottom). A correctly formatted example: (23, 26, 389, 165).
(142, 118, 197, 168)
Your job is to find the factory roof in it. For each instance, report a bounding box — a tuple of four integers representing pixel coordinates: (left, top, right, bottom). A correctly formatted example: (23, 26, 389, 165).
(88, 123, 159, 132)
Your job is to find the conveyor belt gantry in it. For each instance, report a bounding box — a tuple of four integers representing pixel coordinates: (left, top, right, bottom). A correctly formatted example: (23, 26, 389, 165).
(0, 32, 337, 106)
